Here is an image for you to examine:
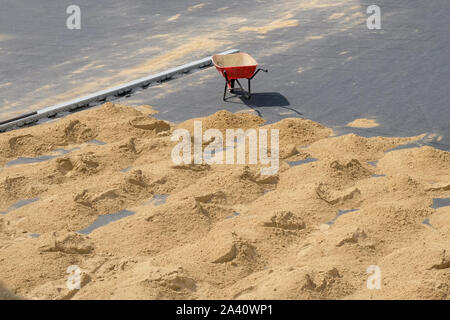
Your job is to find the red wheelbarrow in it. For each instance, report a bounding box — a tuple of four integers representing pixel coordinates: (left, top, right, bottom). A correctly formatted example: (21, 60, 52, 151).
(212, 52, 267, 101)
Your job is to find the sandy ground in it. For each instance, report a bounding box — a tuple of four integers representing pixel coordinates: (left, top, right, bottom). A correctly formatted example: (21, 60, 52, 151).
(0, 103, 448, 300)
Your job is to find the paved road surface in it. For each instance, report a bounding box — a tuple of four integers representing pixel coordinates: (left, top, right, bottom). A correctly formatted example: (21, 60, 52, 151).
(1, 0, 449, 149)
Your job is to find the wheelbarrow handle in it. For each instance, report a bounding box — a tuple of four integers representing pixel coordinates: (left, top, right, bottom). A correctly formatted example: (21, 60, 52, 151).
(250, 67, 268, 80)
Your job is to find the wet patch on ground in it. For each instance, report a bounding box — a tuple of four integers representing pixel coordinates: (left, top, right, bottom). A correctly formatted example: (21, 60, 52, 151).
(0, 198, 40, 214)
(5, 147, 79, 167)
(432, 197, 450, 209)
(422, 218, 433, 227)
(7, 155, 56, 167)
(78, 209, 136, 234)
(146, 194, 168, 206)
(88, 139, 107, 146)
(225, 212, 240, 219)
(326, 209, 359, 225)
(288, 157, 318, 167)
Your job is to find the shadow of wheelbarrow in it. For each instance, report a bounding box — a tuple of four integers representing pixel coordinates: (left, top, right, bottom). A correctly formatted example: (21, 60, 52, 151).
(237, 92, 302, 118)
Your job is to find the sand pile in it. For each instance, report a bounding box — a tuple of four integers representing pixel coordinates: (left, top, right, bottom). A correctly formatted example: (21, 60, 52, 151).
(0, 103, 448, 300)
(177, 110, 265, 134)
(346, 118, 379, 128)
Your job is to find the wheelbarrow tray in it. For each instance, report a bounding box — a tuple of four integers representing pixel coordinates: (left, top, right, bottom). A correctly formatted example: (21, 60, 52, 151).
(212, 52, 258, 80)
(212, 52, 267, 101)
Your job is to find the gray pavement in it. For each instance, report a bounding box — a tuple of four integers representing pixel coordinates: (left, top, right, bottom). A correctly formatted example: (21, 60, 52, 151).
(1, 0, 449, 149)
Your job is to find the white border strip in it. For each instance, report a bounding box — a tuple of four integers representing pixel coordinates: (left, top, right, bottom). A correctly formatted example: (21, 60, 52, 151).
(0, 48, 239, 131)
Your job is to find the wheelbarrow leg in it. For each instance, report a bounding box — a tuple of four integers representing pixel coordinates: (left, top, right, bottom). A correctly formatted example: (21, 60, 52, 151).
(223, 80, 228, 101)
(223, 80, 236, 101)
(223, 71, 231, 101)
(247, 79, 251, 99)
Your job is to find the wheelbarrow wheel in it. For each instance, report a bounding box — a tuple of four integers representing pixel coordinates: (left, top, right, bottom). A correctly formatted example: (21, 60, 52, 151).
(230, 80, 235, 94)
(223, 78, 253, 100)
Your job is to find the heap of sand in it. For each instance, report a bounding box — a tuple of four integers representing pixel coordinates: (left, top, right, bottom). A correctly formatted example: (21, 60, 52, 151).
(0, 103, 448, 300)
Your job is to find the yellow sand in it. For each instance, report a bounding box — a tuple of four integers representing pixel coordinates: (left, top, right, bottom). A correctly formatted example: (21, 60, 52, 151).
(167, 14, 180, 22)
(346, 118, 380, 128)
(238, 14, 299, 34)
(0, 103, 448, 300)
